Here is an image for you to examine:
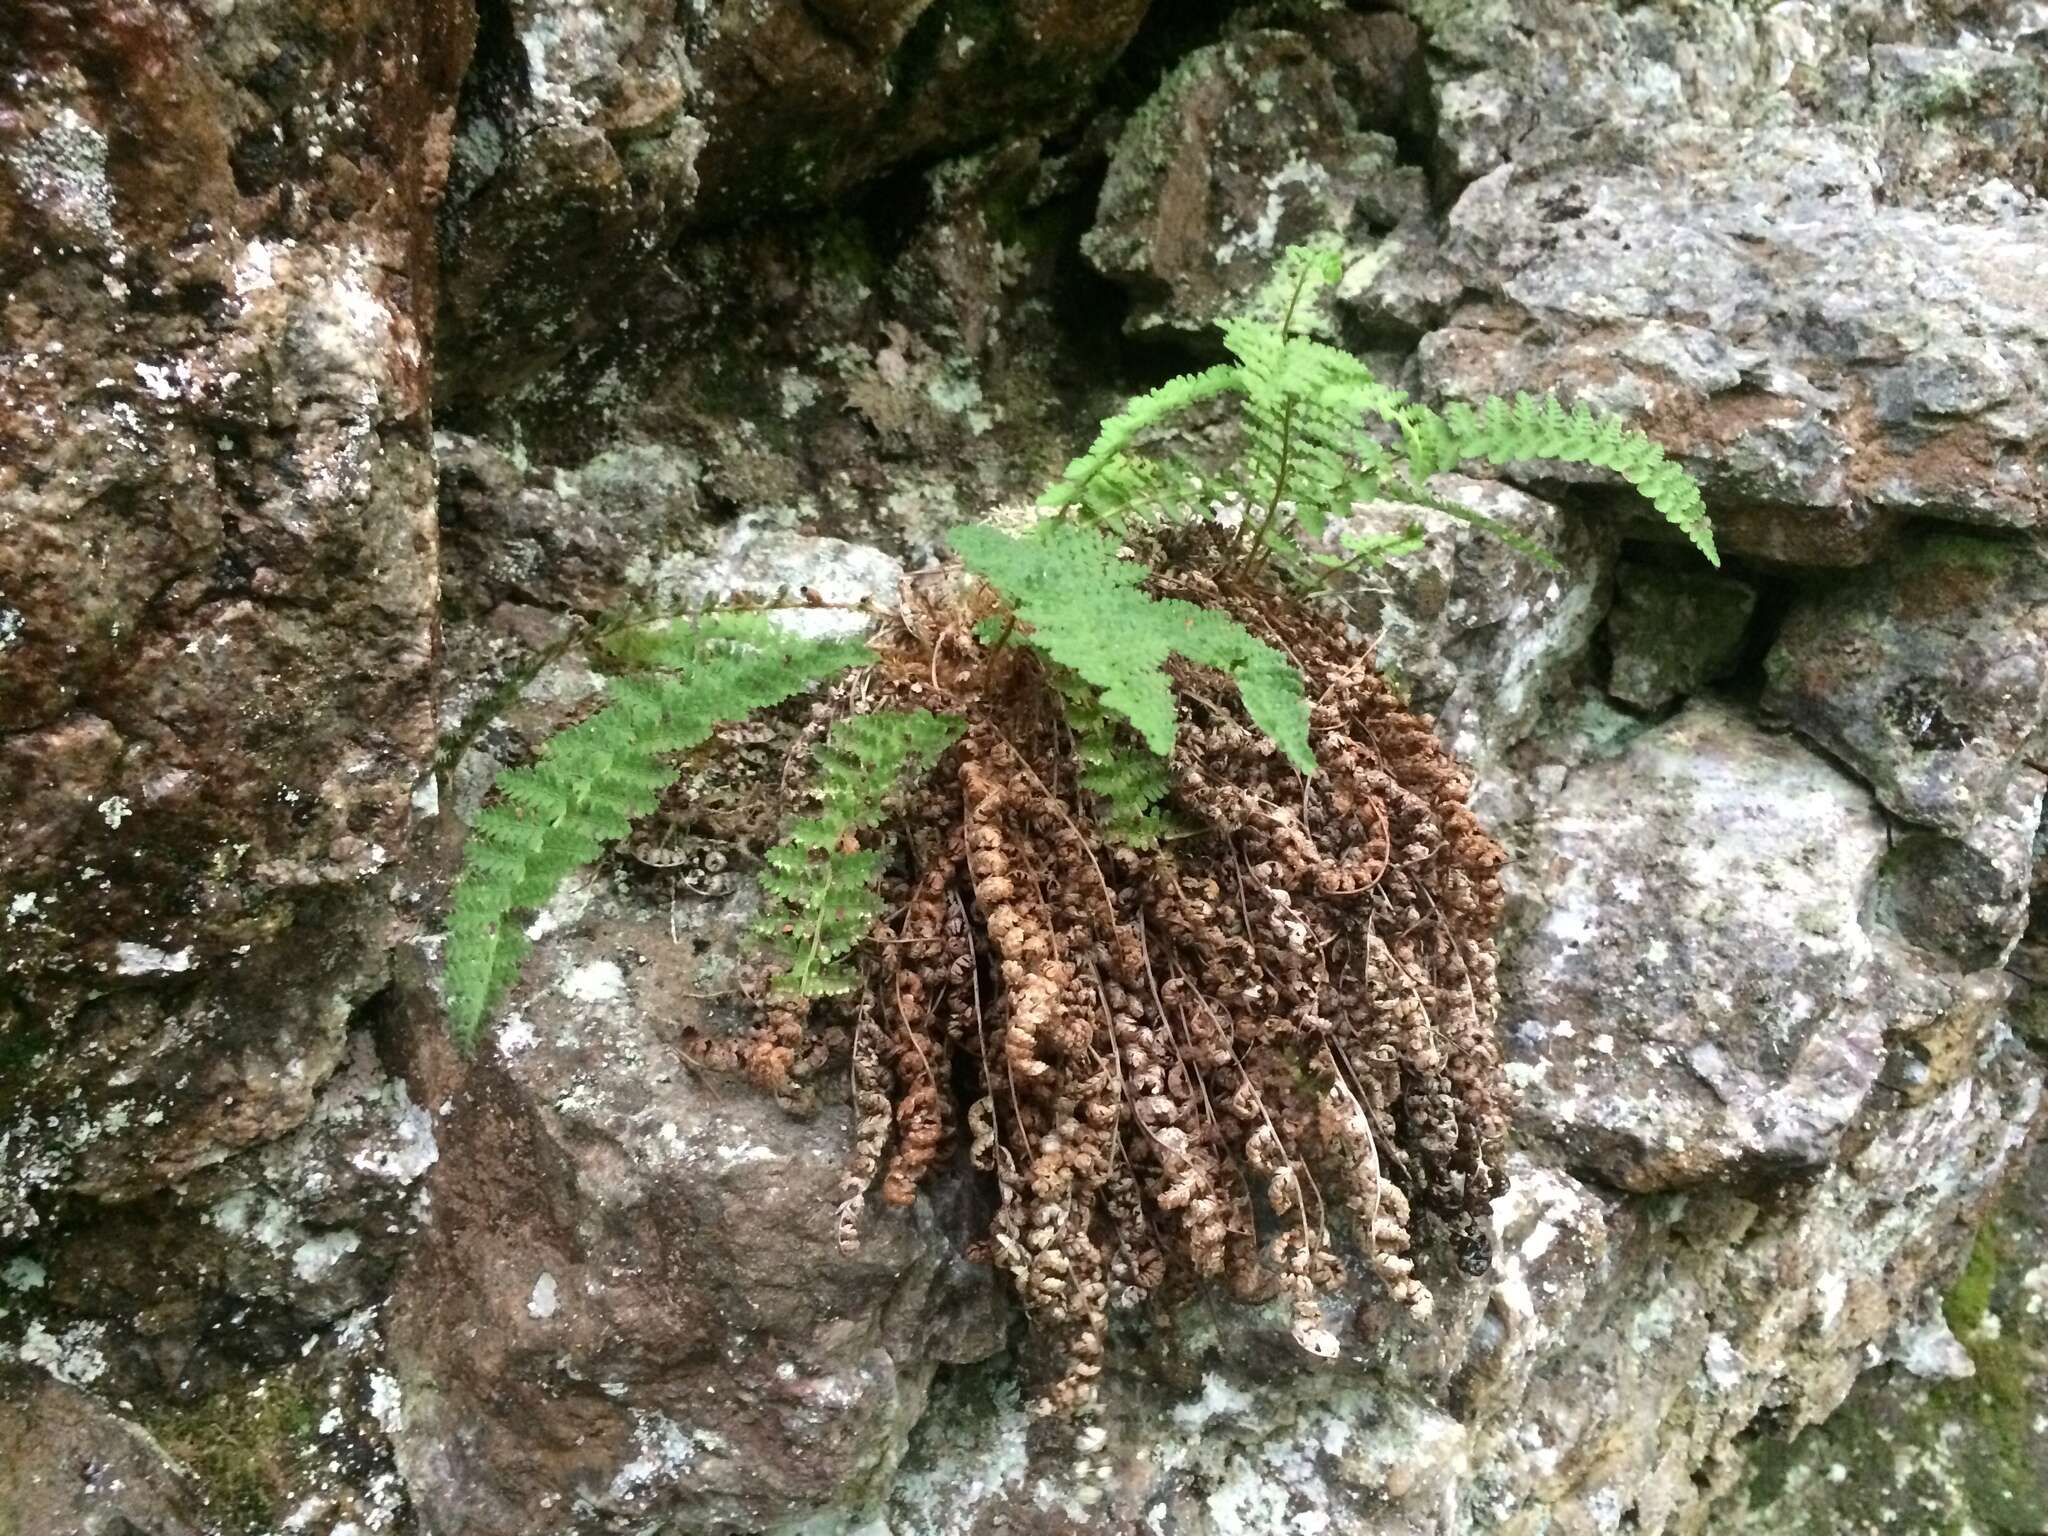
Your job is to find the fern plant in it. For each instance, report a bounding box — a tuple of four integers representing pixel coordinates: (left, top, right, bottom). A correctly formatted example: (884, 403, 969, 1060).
(442, 242, 1714, 1047)
(755, 709, 966, 997)
(441, 613, 871, 1047)
(1040, 239, 1718, 569)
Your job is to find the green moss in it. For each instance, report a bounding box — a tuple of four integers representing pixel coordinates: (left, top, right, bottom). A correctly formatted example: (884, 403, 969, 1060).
(1942, 1220, 1998, 1336)
(148, 1377, 319, 1534)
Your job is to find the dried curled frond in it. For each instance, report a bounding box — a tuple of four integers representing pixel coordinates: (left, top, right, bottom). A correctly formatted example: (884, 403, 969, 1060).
(733, 525, 1512, 1421)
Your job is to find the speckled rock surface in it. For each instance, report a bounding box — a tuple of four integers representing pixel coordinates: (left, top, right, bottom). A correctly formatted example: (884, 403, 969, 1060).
(438, 0, 1150, 402)
(1407, 0, 2048, 565)
(1084, 29, 1425, 338)
(1501, 700, 1894, 1192)
(384, 882, 1002, 1536)
(7, 3, 2048, 1534)
(1763, 533, 2048, 838)
(0, 1, 468, 1234)
(1330, 477, 1613, 776)
(1726, 1128, 2048, 1536)
(0, 1359, 203, 1535)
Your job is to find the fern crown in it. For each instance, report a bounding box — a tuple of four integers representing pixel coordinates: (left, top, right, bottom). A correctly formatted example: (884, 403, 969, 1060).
(440, 243, 1713, 1044)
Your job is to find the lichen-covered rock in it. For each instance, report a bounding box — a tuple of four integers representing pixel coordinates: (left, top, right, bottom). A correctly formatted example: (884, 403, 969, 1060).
(1881, 767, 2045, 971)
(384, 883, 1002, 1536)
(1405, 1, 2047, 565)
(1763, 533, 2048, 837)
(1084, 30, 1426, 338)
(1726, 1129, 2048, 1536)
(1502, 700, 1892, 1191)
(0, 1, 468, 1235)
(885, 1018, 2041, 1535)
(439, 0, 1149, 402)
(0, 1360, 203, 1536)
(4, 1032, 438, 1400)
(1604, 563, 1757, 712)
(1332, 477, 1612, 775)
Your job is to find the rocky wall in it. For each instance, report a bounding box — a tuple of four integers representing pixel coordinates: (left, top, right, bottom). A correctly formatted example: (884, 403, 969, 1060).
(2, 2, 2045, 1534)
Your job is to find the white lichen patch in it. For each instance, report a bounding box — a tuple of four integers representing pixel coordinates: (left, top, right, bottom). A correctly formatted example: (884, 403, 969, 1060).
(16, 1318, 108, 1386)
(559, 958, 627, 1005)
(292, 1229, 363, 1283)
(13, 104, 118, 249)
(528, 1272, 560, 1320)
(114, 941, 193, 976)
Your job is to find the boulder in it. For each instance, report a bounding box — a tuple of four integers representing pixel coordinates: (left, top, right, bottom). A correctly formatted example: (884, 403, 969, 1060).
(384, 885, 1002, 1536)
(438, 0, 1151, 402)
(1762, 533, 2048, 837)
(1501, 700, 1890, 1191)
(0, 0, 465, 1234)
(1331, 477, 1613, 775)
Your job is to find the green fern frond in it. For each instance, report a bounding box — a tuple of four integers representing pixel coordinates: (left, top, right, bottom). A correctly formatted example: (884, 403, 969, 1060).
(1055, 673, 1173, 847)
(1041, 364, 1244, 522)
(757, 709, 966, 997)
(951, 519, 1315, 774)
(442, 617, 872, 1048)
(1432, 393, 1718, 564)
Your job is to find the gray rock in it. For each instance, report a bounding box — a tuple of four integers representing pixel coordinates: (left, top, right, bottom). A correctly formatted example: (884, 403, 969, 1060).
(385, 882, 1002, 1536)
(0, 1361, 203, 1535)
(886, 1025, 2042, 1534)
(1331, 477, 1613, 776)
(1401, 2, 2048, 564)
(1084, 32, 1427, 338)
(1724, 1123, 2048, 1536)
(1604, 563, 1758, 711)
(1881, 767, 2045, 970)
(1763, 533, 2048, 837)
(1502, 700, 1890, 1192)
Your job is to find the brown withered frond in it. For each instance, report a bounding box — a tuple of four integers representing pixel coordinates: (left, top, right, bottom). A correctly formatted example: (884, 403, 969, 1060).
(729, 527, 1511, 1425)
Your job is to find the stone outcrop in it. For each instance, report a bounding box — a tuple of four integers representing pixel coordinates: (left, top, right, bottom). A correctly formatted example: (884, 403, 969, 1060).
(4, 2, 2046, 1534)
(0, 1, 467, 1237)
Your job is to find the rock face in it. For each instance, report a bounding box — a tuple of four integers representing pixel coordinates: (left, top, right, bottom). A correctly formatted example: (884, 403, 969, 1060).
(0, 1361, 203, 1535)
(0, 3, 468, 1237)
(1503, 701, 1892, 1192)
(6, 2, 2048, 1535)
(1409, 0, 2048, 566)
(438, 0, 1150, 401)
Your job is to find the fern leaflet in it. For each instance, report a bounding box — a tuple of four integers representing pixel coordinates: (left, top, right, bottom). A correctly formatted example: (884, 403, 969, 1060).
(1055, 673, 1174, 847)
(443, 616, 871, 1047)
(757, 709, 967, 996)
(951, 519, 1315, 774)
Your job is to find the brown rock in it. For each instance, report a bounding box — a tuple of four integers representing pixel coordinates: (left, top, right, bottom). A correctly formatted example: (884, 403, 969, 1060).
(0, 1360, 204, 1536)
(0, 0, 471, 1231)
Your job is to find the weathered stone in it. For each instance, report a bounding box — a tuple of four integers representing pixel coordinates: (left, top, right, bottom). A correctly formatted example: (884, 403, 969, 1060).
(1331, 476, 1613, 775)
(0, 1361, 203, 1536)
(1084, 31, 1427, 338)
(1726, 1127, 2048, 1536)
(7, 1032, 438, 1400)
(1881, 767, 2045, 971)
(384, 883, 1002, 1536)
(439, 0, 1150, 402)
(1763, 533, 2048, 837)
(1502, 700, 1891, 1192)
(1403, 2, 2048, 564)
(885, 1023, 2042, 1534)
(0, 2, 468, 1232)
(1604, 562, 1757, 712)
